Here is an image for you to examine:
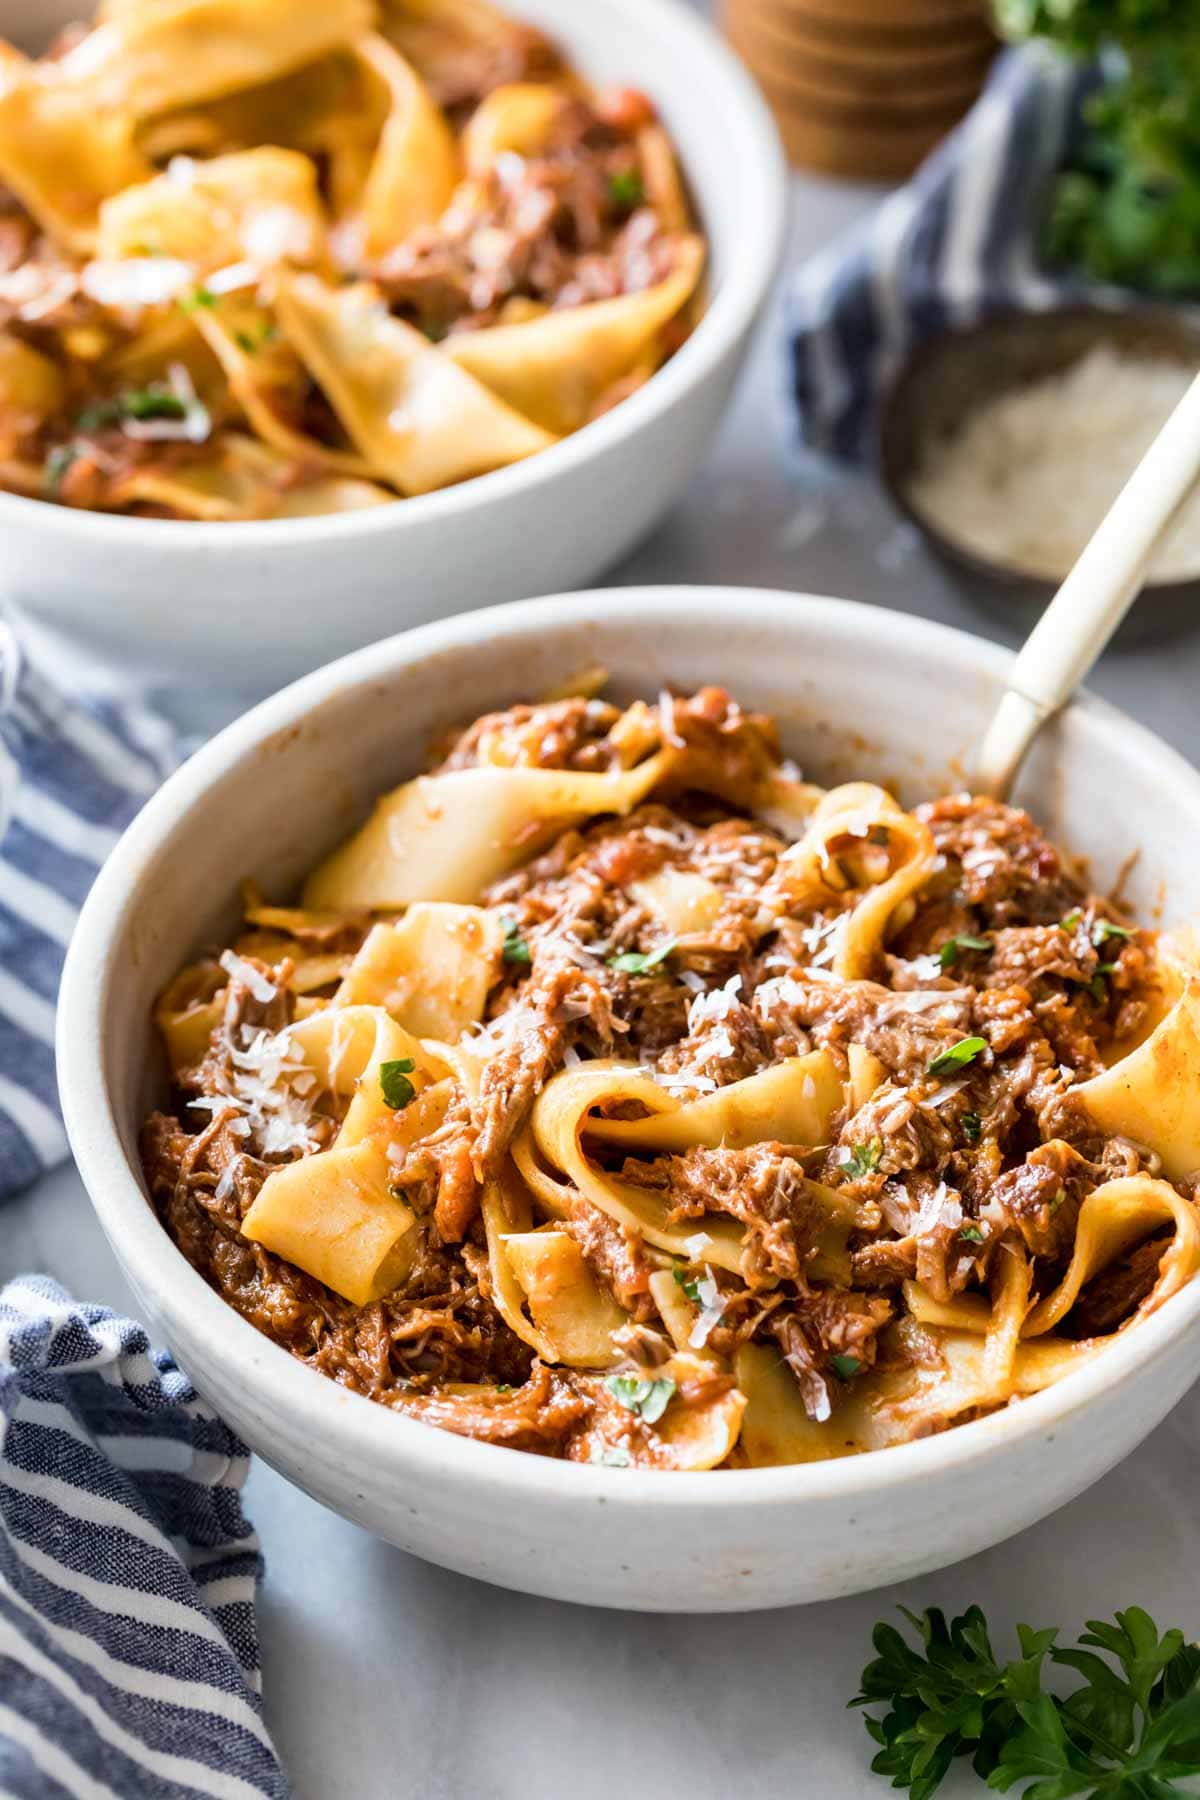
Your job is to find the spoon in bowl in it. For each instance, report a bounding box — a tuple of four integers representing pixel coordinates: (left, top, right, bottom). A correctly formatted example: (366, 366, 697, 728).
(974, 365, 1200, 800)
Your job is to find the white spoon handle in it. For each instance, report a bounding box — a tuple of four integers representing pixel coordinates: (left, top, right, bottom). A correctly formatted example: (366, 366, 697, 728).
(975, 364, 1200, 800)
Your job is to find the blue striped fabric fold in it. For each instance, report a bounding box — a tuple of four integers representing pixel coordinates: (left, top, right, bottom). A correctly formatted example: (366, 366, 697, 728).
(0, 619, 178, 1197)
(784, 46, 1115, 464)
(0, 1275, 287, 1798)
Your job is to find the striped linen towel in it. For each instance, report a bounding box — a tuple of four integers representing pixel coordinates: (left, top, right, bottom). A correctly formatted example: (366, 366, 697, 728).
(0, 618, 178, 1195)
(0, 1276, 286, 1799)
(785, 46, 1109, 464)
(0, 631, 289, 1794)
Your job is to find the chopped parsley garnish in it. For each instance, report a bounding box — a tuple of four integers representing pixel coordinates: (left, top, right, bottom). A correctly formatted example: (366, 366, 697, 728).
(379, 1057, 417, 1110)
(44, 443, 80, 496)
(1089, 966, 1116, 1003)
(673, 1264, 703, 1304)
(959, 1224, 984, 1244)
(494, 1383, 511, 1395)
(500, 917, 531, 966)
(830, 1354, 862, 1380)
(961, 1111, 982, 1143)
(1094, 918, 1133, 945)
(1059, 907, 1083, 930)
(590, 1444, 632, 1467)
(609, 936, 677, 975)
(936, 934, 992, 972)
(926, 1036, 987, 1078)
(608, 170, 645, 210)
(234, 320, 278, 354)
(853, 1603, 1200, 1799)
(842, 1139, 883, 1180)
(1049, 1188, 1066, 1215)
(77, 386, 188, 432)
(178, 284, 216, 313)
(605, 1374, 676, 1424)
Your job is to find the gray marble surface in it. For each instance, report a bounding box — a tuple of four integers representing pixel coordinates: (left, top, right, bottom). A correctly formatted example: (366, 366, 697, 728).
(9, 105, 1200, 1800)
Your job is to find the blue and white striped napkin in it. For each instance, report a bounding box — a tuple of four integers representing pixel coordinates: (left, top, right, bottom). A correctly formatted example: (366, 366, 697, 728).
(0, 619, 178, 1193)
(0, 1276, 285, 1799)
(785, 46, 1107, 463)
(0, 628, 290, 1795)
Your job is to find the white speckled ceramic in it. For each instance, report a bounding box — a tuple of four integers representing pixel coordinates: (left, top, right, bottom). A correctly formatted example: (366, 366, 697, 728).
(58, 590, 1200, 1610)
(0, 0, 785, 687)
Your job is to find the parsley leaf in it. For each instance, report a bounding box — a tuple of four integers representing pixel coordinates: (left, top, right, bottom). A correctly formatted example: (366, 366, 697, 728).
(77, 386, 188, 432)
(604, 1374, 676, 1424)
(1094, 919, 1133, 946)
(500, 917, 532, 966)
(608, 170, 645, 210)
(379, 1057, 417, 1110)
(673, 1265, 703, 1304)
(609, 937, 677, 975)
(927, 1037, 987, 1078)
(961, 1112, 982, 1143)
(1060, 908, 1084, 931)
(842, 1139, 883, 1180)
(178, 284, 216, 313)
(854, 1602, 1200, 1799)
(959, 1224, 985, 1243)
(830, 1354, 862, 1380)
(937, 935, 993, 971)
(234, 320, 278, 354)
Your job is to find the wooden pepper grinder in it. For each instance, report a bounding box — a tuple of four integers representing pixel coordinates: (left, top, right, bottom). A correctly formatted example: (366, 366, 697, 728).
(720, 0, 998, 181)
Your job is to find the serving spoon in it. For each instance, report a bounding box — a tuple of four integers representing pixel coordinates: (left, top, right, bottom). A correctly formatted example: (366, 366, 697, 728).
(974, 366, 1200, 800)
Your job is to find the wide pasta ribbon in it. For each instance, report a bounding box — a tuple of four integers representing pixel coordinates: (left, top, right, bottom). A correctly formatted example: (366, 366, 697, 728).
(526, 1059, 855, 1277)
(354, 34, 459, 258)
(273, 271, 557, 495)
(241, 1004, 451, 1304)
(1076, 979, 1200, 1182)
(771, 783, 937, 980)
(304, 751, 677, 908)
(444, 236, 706, 436)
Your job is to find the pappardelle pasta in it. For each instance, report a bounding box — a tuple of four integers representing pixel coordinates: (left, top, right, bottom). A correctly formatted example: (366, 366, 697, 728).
(0, 0, 703, 519)
(142, 683, 1200, 1469)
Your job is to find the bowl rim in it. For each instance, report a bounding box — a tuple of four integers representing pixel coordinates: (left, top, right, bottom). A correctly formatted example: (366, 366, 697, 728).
(0, 0, 787, 553)
(58, 586, 1200, 1508)
(877, 301, 1200, 599)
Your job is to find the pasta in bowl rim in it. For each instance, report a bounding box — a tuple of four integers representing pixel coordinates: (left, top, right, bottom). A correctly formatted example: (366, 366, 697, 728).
(0, 0, 786, 542)
(57, 589, 1200, 1608)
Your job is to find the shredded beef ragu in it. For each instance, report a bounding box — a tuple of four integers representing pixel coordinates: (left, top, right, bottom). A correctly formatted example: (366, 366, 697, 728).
(142, 686, 1195, 1465)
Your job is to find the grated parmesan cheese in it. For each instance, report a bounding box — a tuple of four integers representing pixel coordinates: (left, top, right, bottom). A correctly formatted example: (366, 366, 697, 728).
(908, 346, 1200, 583)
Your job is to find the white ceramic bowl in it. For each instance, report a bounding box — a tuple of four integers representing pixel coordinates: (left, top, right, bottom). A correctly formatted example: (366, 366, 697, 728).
(0, 0, 785, 688)
(58, 588, 1200, 1611)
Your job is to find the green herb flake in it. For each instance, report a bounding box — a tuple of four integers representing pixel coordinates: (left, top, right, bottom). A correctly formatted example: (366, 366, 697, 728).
(608, 170, 645, 210)
(604, 1374, 677, 1425)
(842, 1139, 883, 1180)
(936, 934, 992, 972)
(673, 1264, 702, 1305)
(590, 1444, 632, 1468)
(926, 1036, 987, 1078)
(1048, 1188, 1066, 1216)
(830, 1354, 862, 1380)
(960, 1111, 982, 1143)
(234, 320, 278, 354)
(44, 443, 80, 496)
(178, 284, 216, 314)
(959, 1224, 984, 1244)
(1094, 918, 1133, 945)
(78, 386, 188, 432)
(379, 1057, 417, 1110)
(852, 1601, 1200, 1798)
(500, 917, 532, 966)
(494, 1383, 511, 1395)
(1059, 907, 1083, 931)
(608, 936, 678, 975)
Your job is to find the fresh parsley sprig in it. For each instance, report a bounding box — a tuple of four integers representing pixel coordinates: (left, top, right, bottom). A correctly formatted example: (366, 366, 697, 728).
(854, 1603, 1200, 1799)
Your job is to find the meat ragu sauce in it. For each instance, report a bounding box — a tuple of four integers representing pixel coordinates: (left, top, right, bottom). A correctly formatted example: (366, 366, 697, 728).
(141, 686, 1200, 1469)
(0, 0, 703, 519)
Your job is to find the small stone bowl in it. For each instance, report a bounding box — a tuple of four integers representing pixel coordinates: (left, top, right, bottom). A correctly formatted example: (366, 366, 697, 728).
(878, 304, 1200, 644)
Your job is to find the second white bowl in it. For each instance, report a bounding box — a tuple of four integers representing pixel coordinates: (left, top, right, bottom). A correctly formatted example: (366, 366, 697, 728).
(0, 0, 786, 687)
